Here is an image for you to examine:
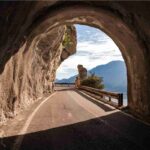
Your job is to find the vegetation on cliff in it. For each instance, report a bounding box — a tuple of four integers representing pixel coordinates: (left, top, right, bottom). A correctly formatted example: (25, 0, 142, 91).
(62, 26, 74, 48)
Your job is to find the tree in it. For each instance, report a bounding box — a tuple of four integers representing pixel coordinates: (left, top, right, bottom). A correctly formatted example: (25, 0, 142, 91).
(80, 73, 104, 89)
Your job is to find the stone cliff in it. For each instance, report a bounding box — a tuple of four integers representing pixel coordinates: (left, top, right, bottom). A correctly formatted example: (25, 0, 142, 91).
(0, 1, 150, 123)
(0, 25, 76, 123)
(77, 65, 87, 80)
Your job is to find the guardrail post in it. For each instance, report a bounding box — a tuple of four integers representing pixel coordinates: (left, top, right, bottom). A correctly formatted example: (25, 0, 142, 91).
(109, 96, 111, 102)
(118, 93, 123, 107)
(78, 85, 124, 108)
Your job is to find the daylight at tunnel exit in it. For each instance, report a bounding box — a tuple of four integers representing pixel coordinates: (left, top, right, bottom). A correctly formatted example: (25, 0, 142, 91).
(0, 1, 150, 150)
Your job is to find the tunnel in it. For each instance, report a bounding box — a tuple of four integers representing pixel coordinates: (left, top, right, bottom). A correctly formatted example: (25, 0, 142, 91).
(0, 1, 150, 124)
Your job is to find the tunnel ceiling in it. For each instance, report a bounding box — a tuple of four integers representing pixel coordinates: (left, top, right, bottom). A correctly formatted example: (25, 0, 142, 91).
(0, 1, 150, 123)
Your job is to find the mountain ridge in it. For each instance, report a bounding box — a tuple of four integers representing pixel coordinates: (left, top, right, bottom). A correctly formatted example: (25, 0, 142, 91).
(56, 60, 127, 93)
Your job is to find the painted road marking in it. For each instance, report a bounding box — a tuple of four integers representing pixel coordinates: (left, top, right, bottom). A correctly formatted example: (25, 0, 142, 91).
(12, 92, 56, 150)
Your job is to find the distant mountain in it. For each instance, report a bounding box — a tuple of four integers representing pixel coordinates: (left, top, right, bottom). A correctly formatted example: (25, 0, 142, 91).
(56, 75, 77, 84)
(56, 60, 127, 93)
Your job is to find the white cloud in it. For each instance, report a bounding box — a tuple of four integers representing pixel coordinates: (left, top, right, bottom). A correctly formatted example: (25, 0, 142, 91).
(56, 25, 124, 79)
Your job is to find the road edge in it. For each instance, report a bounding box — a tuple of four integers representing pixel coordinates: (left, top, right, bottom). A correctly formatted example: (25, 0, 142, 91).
(12, 92, 56, 150)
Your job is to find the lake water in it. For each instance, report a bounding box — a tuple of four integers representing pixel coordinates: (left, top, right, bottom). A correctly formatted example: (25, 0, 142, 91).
(123, 93, 128, 106)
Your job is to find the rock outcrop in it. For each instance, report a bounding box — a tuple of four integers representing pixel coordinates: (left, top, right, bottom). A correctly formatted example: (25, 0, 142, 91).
(77, 65, 87, 81)
(75, 65, 87, 88)
(0, 25, 76, 123)
(0, 1, 150, 122)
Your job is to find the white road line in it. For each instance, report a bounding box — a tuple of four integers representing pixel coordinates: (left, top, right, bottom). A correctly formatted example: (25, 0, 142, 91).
(67, 91, 122, 129)
(67, 91, 101, 117)
(12, 92, 56, 150)
(67, 90, 150, 146)
(77, 90, 150, 126)
(67, 91, 118, 117)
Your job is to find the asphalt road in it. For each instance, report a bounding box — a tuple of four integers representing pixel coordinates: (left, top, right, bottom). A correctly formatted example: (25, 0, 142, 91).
(11, 87, 150, 150)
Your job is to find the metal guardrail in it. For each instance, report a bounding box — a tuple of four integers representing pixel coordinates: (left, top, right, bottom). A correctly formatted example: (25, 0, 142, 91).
(79, 86, 123, 108)
(54, 83, 123, 108)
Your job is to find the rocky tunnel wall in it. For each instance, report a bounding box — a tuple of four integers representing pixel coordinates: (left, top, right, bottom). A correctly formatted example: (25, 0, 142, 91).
(0, 1, 150, 123)
(0, 14, 76, 123)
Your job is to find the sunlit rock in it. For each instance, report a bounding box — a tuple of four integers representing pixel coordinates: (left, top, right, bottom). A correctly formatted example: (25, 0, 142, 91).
(0, 1, 150, 123)
(0, 25, 76, 123)
(77, 64, 87, 80)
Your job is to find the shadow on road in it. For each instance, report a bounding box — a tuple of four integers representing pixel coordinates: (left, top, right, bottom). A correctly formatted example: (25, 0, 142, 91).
(1, 112, 150, 150)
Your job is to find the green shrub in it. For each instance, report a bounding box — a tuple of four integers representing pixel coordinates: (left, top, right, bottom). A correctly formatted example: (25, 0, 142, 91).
(81, 73, 104, 89)
(62, 27, 73, 48)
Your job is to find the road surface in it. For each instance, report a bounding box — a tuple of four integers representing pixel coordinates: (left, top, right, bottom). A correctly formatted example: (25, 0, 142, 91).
(3, 87, 150, 150)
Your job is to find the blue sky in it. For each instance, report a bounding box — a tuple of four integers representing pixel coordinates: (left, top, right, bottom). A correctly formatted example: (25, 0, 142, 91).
(56, 24, 123, 79)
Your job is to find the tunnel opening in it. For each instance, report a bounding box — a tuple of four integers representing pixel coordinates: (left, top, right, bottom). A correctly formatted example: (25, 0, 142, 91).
(0, 2, 150, 126)
(26, 4, 150, 121)
(0, 2, 150, 150)
(56, 24, 128, 106)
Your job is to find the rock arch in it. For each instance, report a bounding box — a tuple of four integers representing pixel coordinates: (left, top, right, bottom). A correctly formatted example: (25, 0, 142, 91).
(28, 3, 150, 120)
(0, 1, 150, 122)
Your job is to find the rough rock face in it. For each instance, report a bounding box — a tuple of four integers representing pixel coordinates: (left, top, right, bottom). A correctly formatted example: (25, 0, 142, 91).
(77, 65, 87, 80)
(0, 1, 150, 122)
(0, 25, 76, 123)
(75, 65, 87, 88)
